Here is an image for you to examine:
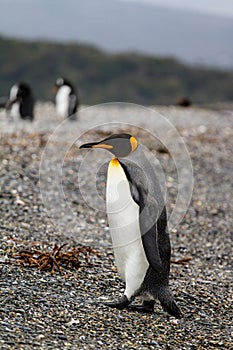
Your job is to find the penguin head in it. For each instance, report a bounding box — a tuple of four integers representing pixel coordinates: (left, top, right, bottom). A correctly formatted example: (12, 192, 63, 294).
(53, 77, 73, 92)
(79, 133, 138, 158)
(16, 82, 32, 99)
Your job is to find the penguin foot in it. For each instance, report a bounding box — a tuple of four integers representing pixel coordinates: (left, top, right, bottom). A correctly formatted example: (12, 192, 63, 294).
(162, 300, 183, 319)
(102, 295, 130, 310)
(155, 287, 183, 319)
(129, 300, 155, 314)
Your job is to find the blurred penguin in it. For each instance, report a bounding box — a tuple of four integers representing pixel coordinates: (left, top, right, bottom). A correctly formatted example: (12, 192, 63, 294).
(6, 82, 34, 121)
(54, 78, 78, 120)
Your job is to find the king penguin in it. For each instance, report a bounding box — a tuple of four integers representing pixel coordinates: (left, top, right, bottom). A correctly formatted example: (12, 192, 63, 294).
(6, 82, 34, 121)
(54, 78, 78, 120)
(80, 133, 182, 318)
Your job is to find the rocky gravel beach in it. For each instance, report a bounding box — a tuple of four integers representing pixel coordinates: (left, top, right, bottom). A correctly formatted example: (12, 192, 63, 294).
(0, 103, 232, 349)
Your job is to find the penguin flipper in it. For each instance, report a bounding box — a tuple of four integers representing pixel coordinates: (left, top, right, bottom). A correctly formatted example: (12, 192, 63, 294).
(68, 94, 77, 117)
(102, 295, 130, 310)
(137, 188, 164, 272)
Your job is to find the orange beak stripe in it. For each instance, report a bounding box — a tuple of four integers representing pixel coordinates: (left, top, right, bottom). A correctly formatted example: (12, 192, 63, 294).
(92, 144, 113, 149)
(130, 136, 138, 153)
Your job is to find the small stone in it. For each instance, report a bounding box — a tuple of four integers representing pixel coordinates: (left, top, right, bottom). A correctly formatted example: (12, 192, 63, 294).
(15, 198, 25, 206)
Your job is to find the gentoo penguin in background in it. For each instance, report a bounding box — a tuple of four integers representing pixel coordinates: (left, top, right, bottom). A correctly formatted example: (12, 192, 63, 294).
(6, 82, 34, 121)
(54, 77, 78, 120)
(80, 134, 182, 318)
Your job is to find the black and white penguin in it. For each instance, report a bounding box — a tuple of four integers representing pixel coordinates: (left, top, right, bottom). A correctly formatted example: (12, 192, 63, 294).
(80, 133, 182, 318)
(6, 82, 34, 121)
(54, 78, 78, 120)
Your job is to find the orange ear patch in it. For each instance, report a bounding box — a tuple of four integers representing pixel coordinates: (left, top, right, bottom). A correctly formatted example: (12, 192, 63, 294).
(130, 136, 138, 153)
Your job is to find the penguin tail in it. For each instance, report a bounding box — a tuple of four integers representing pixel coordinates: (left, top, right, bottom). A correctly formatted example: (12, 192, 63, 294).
(158, 288, 183, 319)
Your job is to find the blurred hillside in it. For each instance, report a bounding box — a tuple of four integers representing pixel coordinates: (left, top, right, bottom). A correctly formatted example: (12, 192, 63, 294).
(1, 0, 233, 69)
(1, 36, 233, 105)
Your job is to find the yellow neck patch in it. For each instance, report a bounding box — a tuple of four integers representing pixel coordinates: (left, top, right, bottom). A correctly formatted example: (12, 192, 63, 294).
(110, 158, 120, 167)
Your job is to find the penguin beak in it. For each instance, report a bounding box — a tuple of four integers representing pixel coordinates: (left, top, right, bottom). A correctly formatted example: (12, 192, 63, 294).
(5, 100, 12, 109)
(79, 141, 113, 150)
(5, 98, 16, 110)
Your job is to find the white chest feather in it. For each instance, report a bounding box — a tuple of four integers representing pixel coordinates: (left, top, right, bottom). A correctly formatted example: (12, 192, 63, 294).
(9, 85, 20, 120)
(106, 159, 149, 298)
(10, 102, 20, 119)
(10, 85, 18, 100)
(55, 86, 71, 117)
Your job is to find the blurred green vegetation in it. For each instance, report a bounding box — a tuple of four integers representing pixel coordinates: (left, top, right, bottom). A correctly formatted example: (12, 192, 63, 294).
(0, 36, 233, 105)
